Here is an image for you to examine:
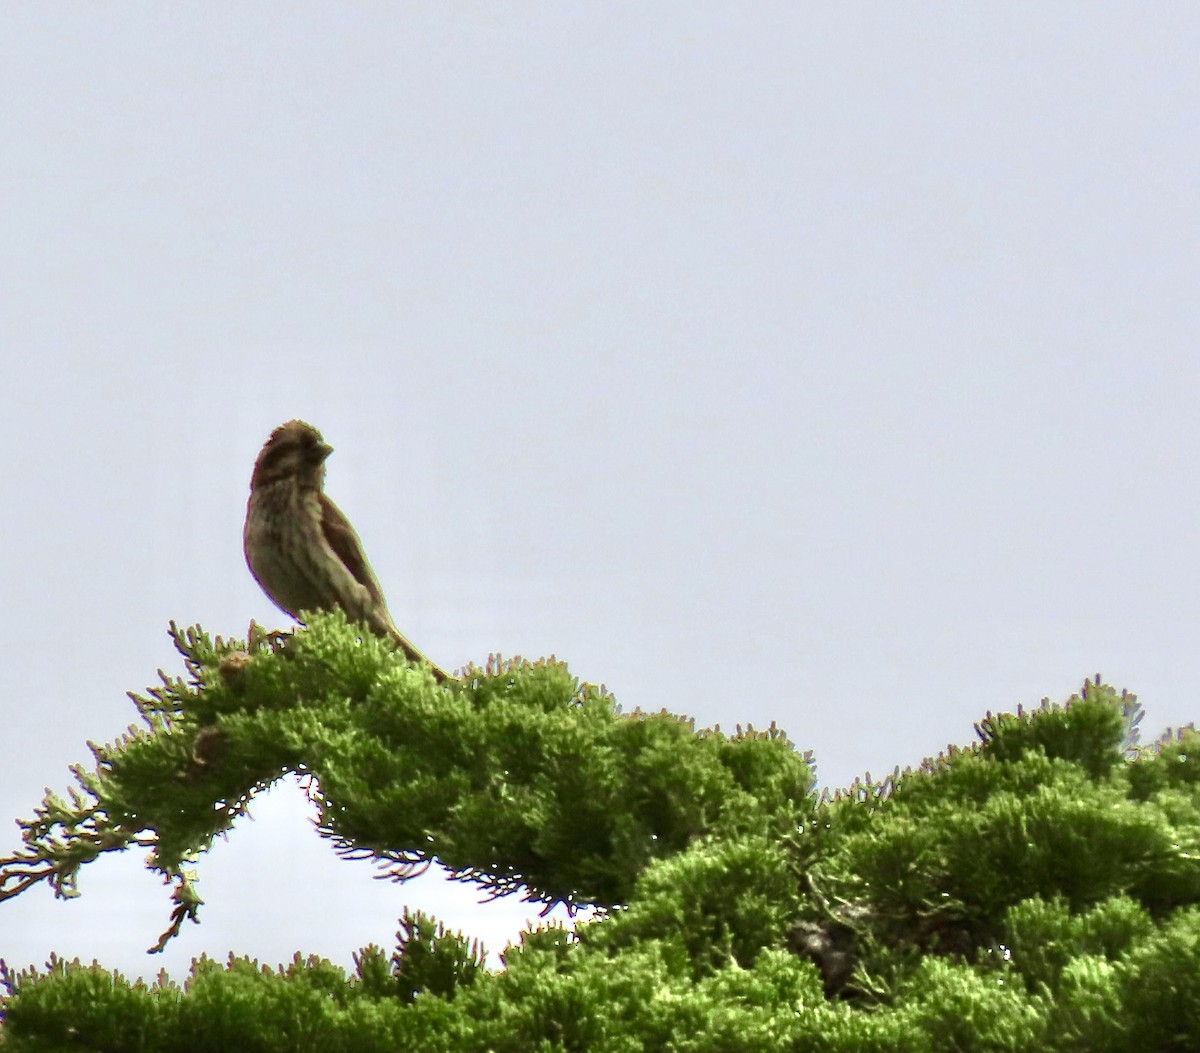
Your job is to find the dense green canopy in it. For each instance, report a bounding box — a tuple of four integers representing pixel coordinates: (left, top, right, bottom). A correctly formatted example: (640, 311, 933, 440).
(3, 613, 1199, 1050)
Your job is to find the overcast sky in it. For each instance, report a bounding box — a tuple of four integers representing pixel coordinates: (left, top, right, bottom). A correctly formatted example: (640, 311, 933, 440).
(2, 5, 1198, 983)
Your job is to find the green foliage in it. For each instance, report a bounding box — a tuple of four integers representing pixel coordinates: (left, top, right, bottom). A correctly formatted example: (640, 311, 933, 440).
(894, 957, 1048, 1053)
(1001, 894, 1154, 992)
(974, 687, 1132, 777)
(584, 834, 802, 975)
(458, 938, 827, 1053)
(1110, 906, 1200, 1051)
(3, 637, 1200, 1050)
(1128, 725, 1200, 799)
(0, 956, 179, 1051)
(390, 909, 486, 1003)
(0, 613, 815, 948)
(0, 951, 463, 1053)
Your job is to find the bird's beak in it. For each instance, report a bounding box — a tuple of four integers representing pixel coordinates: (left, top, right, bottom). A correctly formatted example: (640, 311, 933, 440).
(316, 442, 334, 461)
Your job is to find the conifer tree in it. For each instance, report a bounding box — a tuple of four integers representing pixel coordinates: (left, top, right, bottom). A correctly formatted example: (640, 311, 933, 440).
(2, 613, 1199, 1051)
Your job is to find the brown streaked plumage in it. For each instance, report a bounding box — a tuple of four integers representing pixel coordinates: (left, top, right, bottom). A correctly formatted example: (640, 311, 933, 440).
(243, 420, 450, 682)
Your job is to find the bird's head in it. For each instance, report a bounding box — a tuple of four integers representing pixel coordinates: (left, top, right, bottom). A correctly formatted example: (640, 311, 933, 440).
(250, 419, 333, 490)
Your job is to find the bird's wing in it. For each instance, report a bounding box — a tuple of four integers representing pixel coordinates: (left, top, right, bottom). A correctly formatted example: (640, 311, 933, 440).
(318, 492, 451, 682)
(318, 492, 390, 610)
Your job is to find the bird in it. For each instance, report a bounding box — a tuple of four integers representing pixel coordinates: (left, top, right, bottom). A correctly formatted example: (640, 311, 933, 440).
(243, 419, 451, 682)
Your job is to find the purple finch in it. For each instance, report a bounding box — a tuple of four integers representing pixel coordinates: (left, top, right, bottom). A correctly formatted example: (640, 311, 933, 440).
(243, 420, 450, 682)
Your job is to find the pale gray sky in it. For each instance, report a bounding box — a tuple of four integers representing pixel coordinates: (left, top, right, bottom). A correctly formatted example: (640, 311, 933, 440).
(3, 5, 1198, 982)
